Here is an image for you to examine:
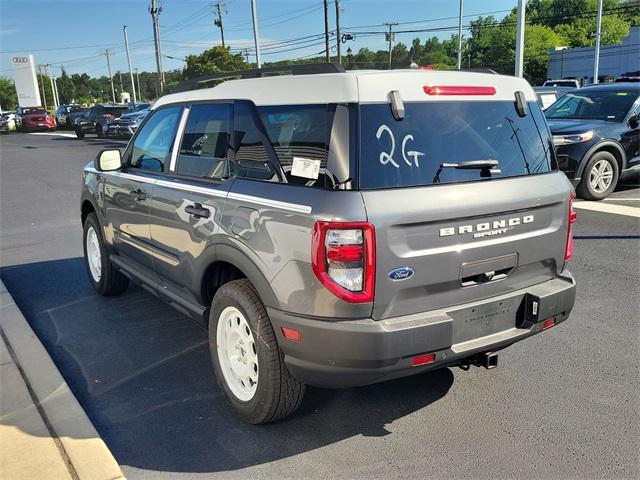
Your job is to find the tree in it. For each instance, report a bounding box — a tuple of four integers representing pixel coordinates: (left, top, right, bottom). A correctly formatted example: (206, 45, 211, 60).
(183, 46, 248, 79)
(0, 76, 18, 111)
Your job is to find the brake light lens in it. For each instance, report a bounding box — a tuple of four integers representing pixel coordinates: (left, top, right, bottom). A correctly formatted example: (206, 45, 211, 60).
(423, 85, 496, 96)
(312, 221, 375, 303)
(564, 193, 577, 261)
(412, 353, 436, 366)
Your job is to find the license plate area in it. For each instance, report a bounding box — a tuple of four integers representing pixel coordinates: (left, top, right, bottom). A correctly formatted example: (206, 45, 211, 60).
(450, 295, 522, 344)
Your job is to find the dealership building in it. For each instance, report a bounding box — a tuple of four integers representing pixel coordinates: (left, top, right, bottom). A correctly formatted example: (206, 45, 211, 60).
(546, 26, 639, 84)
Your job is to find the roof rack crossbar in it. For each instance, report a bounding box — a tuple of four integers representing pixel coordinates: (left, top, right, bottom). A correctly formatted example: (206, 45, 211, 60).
(173, 62, 345, 93)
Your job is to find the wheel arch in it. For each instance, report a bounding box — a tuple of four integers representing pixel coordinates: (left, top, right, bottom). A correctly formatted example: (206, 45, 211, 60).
(577, 140, 627, 179)
(196, 243, 280, 311)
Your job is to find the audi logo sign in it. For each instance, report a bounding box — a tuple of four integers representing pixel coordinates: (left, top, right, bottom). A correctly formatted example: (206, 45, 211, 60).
(12, 57, 30, 63)
(11, 54, 41, 107)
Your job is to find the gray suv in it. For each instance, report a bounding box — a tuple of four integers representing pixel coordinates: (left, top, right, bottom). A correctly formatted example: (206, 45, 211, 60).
(81, 67, 577, 424)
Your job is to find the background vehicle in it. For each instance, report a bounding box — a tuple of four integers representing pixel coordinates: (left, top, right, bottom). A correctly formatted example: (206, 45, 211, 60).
(615, 76, 640, 83)
(81, 67, 576, 424)
(533, 86, 575, 110)
(543, 79, 581, 88)
(0, 115, 8, 134)
(106, 104, 151, 138)
(55, 104, 85, 129)
(2, 112, 16, 131)
(16, 106, 56, 132)
(545, 83, 640, 200)
(75, 104, 129, 138)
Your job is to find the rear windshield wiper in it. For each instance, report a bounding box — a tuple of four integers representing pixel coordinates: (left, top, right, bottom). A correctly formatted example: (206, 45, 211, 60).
(440, 160, 500, 171)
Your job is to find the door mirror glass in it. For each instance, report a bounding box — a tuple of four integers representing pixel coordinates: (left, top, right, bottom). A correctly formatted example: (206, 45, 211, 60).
(96, 149, 122, 171)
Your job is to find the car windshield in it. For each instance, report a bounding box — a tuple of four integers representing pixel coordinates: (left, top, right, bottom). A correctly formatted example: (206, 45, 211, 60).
(24, 108, 46, 115)
(545, 90, 637, 122)
(131, 103, 151, 112)
(105, 107, 129, 116)
(359, 100, 555, 189)
(67, 105, 84, 113)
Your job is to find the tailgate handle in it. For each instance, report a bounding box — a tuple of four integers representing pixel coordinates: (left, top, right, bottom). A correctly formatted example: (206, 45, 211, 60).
(460, 254, 517, 287)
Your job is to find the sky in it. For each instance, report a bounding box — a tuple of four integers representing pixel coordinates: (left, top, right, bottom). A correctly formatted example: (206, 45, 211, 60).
(0, 0, 519, 79)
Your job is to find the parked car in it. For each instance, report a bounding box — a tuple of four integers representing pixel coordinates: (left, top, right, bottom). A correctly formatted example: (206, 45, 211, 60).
(106, 105, 150, 138)
(74, 104, 129, 138)
(615, 76, 640, 83)
(545, 82, 640, 200)
(533, 86, 575, 110)
(55, 104, 86, 129)
(16, 106, 56, 132)
(81, 66, 577, 424)
(2, 112, 16, 131)
(543, 79, 581, 88)
(0, 115, 8, 134)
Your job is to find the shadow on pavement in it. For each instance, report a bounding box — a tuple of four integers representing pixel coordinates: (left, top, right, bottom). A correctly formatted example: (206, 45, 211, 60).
(0, 258, 454, 473)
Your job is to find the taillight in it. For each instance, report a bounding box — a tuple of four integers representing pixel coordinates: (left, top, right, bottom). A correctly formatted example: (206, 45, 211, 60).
(423, 85, 496, 96)
(312, 221, 375, 303)
(564, 193, 577, 261)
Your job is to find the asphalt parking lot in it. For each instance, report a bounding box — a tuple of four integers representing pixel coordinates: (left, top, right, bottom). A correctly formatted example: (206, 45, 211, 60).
(1, 131, 638, 479)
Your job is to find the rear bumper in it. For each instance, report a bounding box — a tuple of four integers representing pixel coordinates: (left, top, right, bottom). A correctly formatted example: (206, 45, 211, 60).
(268, 272, 576, 388)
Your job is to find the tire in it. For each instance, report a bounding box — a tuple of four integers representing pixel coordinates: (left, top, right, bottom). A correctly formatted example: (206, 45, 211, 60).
(82, 213, 129, 296)
(75, 127, 85, 139)
(209, 279, 305, 424)
(576, 151, 619, 200)
(95, 123, 104, 138)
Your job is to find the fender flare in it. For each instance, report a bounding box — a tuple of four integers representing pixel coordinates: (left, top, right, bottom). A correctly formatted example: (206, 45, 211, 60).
(194, 242, 280, 310)
(576, 140, 627, 179)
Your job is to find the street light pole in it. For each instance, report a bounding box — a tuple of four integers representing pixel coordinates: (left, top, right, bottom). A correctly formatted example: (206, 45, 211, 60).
(135, 68, 142, 101)
(251, 0, 261, 68)
(514, 0, 526, 77)
(335, 0, 341, 64)
(593, 0, 604, 84)
(384, 22, 398, 70)
(123, 25, 137, 103)
(456, 0, 464, 70)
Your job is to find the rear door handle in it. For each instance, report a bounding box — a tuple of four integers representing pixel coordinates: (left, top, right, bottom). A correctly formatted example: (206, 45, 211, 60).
(130, 189, 147, 201)
(185, 203, 210, 218)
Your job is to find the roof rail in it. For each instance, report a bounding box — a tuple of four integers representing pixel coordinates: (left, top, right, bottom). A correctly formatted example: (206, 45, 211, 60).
(172, 62, 345, 93)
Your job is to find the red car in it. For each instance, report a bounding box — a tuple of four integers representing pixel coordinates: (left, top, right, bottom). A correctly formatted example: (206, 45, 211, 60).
(16, 106, 56, 132)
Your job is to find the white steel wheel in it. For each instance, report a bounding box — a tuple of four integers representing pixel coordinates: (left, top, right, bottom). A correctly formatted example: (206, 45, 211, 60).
(216, 306, 259, 402)
(86, 226, 102, 283)
(589, 159, 614, 193)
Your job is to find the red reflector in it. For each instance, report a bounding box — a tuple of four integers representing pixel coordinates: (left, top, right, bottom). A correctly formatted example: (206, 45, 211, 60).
(411, 353, 436, 366)
(281, 326, 301, 342)
(327, 245, 363, 262)
(565, 193, 577, 261)
(423, 85, 496, 96)
(542, 318, 556, 330)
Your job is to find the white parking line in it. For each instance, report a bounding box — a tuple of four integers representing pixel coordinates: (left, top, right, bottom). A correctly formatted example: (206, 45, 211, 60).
(574, 201, 640, 218)
(28, 132, 76, 138)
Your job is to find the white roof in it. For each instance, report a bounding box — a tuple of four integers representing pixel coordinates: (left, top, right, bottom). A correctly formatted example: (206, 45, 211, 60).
(153, 69, 537, 108)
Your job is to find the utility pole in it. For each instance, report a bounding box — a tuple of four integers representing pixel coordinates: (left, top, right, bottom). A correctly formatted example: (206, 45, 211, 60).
(243, 48, 250, 63)
(104, 49, 116, 103)
(251, 0, 261, 68)
(149, 0, 165, 94)
(45, 64, 58, 109)
(514, 0, 526, 77)
(37, 66, 47, 109)
(135, 68, 142, 101)
(118, 72, 124, 98)
(324, 0, 330, 62)
(456, 0, 464, 69)
(214, 2, 226, 48)
(123, 25, 137, 103)
(384, 22, 398, 70)
(593, 0, 604, 84)
(335, 0, 341, 64)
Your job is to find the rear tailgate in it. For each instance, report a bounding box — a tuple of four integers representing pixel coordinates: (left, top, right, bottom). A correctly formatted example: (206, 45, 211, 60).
(362, 172, 571, 320)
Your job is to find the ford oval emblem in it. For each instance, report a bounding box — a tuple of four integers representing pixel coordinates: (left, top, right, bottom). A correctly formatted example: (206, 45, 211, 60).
(388, 267, 414, 281)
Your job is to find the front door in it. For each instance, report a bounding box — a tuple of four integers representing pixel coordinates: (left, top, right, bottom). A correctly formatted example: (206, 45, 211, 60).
(147, 102, 234, 296)
(103, 105, 183, 271)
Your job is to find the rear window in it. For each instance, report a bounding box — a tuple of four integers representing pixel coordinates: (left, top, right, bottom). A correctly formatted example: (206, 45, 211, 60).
(544, 90, 638, 122)
(359, 101, 555, 189)
(105, 107, 129, 116)
(24, 108, 46, 115)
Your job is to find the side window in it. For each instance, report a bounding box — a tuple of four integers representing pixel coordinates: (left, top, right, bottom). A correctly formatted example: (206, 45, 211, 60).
(232, 101, 278, 181)
(176, 103, 231, 179)
(130, 106, 182, 172)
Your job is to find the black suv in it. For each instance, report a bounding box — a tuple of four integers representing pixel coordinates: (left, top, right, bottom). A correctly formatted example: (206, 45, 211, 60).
(545, 83, 640, 200)
(55, 104, 85, 129)
(75, 104, 129, 139)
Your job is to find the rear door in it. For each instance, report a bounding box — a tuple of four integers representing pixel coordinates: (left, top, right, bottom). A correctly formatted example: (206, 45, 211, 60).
(358, 94, 572, 320)
(147, 102, 234, 292)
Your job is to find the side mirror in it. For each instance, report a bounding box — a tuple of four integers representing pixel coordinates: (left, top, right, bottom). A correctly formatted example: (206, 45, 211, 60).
(628, 114, 639, 129)
(95, 149, 122, 172)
